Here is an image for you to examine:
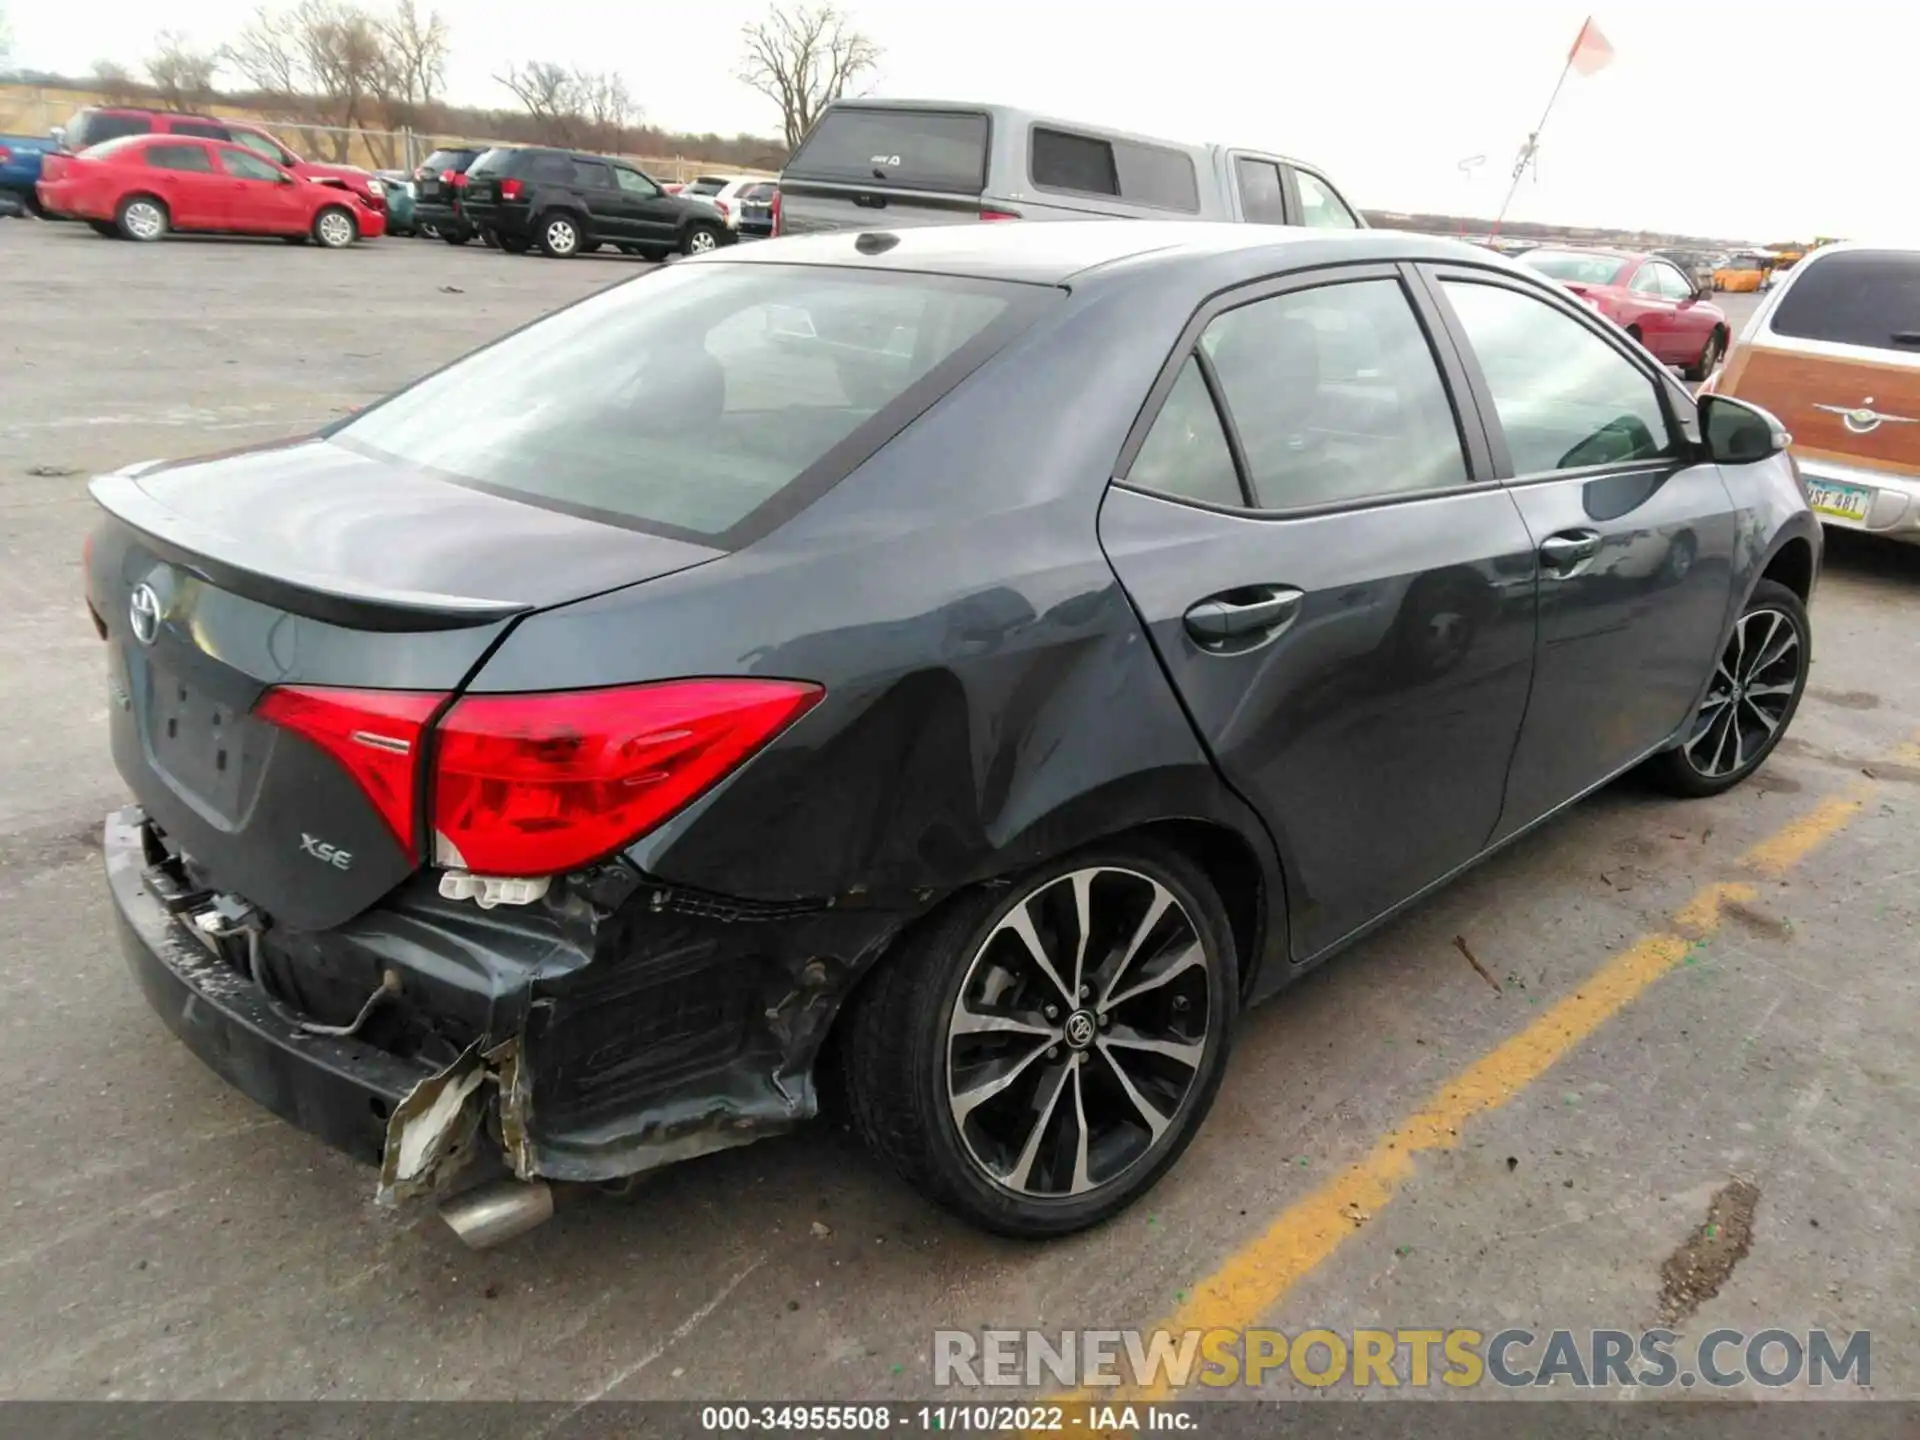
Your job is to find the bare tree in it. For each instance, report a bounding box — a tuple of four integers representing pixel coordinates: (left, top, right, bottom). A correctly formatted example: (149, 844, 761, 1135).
(225, 6, 305, 106)
(495, 60, 577, 140)
(736, 2, 879, 152)
(91, 58, 144, 103)
(380, 0, 448, 110)
(573, 68, 634, 141)
(147, 32, 219, 109)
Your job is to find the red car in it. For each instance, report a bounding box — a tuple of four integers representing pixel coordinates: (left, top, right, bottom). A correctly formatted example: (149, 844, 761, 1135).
(1520, 247, 1730, 379)
(46, 105, 387, 216)
(37, 134, 385, 246)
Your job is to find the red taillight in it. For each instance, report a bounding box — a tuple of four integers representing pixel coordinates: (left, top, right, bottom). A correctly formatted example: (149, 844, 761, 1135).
(255, 686, 445, 852)
(770, 187, 782, 236)
(0, 146, 11, 164)
(430, 679, 822, 876)
(980, 208, 1022, 221)
(447, 170, 468, 188)
(714, 198, 730, 218)
(499, 177, 524, 201)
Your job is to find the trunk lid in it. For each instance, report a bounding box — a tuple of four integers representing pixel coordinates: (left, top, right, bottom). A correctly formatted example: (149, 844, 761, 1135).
(88, 439, 723, 930)
(778, 104, 992, 235)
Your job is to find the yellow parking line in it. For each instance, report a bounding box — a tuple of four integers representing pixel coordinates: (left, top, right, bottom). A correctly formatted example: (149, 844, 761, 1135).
(1057, 751, 1905, 1411)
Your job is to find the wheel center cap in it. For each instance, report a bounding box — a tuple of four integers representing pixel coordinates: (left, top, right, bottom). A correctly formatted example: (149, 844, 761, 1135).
(1063, 1010, 1097, 1050)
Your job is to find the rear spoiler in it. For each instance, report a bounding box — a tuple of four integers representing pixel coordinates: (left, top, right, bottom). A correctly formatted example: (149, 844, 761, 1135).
(90, 470, 529, 633)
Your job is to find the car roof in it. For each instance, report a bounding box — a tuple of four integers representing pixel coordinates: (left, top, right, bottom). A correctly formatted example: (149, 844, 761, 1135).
(712, 220, 1500, 286)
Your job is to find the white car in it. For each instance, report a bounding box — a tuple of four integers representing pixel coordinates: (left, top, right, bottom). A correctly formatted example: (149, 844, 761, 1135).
(675, 174, 763, 229)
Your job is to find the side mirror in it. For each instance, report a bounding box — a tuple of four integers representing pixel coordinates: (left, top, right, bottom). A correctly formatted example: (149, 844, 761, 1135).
(1700, 394, 1790, 464)
(49, 126, 66, 145)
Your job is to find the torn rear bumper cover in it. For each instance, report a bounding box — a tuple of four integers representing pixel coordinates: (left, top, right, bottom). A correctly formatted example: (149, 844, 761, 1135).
(104, 805, 901, 1202)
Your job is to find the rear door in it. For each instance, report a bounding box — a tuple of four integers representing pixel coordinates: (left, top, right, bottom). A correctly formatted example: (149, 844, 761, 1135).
(1420, 265, 1738, 833)
(1098, 265, 1539, 960)
(778, 105, 990, 233)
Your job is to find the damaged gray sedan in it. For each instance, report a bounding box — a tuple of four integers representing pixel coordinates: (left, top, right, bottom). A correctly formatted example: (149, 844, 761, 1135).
(89, 221, 1816, 1245)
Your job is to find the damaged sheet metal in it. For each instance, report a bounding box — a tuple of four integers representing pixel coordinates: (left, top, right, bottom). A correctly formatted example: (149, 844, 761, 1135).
(376, 1040, 488, 1205)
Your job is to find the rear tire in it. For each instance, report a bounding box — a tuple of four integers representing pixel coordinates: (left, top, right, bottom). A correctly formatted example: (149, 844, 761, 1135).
(536, 211, 583, 258)
(498, 232, 531, 254)
(840, 840, 1238, 1237)
(1642, 579, 1809, 798)
(116, 195, 168, 242)
(441, 229, 469, 246)
(312, 204, 357, 249)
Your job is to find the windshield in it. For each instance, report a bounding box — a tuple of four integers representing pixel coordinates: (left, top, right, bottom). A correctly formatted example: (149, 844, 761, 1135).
(1728, 257, 1766, 271)
(1520, 251, 1630, 286)
(1770, 250, 1920, 350)
(332, 264, 1044, 542)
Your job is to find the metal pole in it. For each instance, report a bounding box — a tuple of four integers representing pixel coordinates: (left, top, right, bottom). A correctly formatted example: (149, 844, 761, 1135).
(1490, 52, 1575, 239)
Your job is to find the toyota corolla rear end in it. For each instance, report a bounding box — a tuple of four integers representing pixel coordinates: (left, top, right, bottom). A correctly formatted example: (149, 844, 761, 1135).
(87, 252, 1056, 1242)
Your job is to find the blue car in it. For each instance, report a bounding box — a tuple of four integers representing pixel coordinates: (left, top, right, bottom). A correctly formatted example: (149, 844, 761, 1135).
(0, 134, 56, 216)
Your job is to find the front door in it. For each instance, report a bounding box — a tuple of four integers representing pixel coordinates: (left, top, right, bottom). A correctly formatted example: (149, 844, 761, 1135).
(1421, 267, 1738, 834)
(216, 147, 303, 232)
(1099, 266, 1539, 960)
(612, 165, 677, 244)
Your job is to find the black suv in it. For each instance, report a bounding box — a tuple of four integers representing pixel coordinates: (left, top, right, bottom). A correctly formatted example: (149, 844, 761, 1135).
(460, 147, 735, 260)
(412, 145, 489, 244)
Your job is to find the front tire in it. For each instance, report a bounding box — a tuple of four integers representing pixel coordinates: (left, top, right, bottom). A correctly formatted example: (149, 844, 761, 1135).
(841, 841, 1238, 1237)
(682, 221, 722, 256)
(1643, 578, 1809, 798)
(116, 195, 168, 242)
(312, 204, 357, 249)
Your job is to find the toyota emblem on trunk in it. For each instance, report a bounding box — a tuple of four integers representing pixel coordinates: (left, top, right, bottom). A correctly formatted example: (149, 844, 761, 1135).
(129, 583, 161, 646)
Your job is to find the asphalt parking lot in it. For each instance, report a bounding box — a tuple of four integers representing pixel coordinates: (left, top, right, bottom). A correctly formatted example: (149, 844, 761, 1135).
(3, 222, 1918, 1404)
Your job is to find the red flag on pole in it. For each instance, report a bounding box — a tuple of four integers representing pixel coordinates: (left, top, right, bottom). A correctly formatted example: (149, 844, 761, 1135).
(1568, 16, 1614, 76)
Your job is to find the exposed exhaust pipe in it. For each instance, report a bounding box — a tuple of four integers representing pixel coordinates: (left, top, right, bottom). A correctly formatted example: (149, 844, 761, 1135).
(439, 1179, 554, 1249)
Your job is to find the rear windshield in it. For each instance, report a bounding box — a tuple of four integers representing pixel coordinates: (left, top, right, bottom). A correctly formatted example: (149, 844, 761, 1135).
(331, 264, 1045, 543)
(785, 108, 988, 194)
(1770, 250, 1920, 351)
(686, 177, 729, 194)
(66, 109, 152, 149)
(1521, 250, 1629, 286)
(423, 148, 481, 172)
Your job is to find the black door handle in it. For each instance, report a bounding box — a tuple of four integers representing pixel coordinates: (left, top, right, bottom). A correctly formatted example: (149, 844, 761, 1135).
(1539, 530, 1602, 574)
(1184, 586, 1304, 648)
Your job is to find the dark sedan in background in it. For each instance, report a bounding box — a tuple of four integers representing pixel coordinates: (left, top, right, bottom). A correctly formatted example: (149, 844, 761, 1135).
(86, 222, 1815, 1248)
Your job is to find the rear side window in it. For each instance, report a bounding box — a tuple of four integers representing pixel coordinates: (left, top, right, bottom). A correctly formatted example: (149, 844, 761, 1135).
(572, 160, 614, 188)
(70, 111, 151, 148)
(1234, 158, 1287, 224)
(1127, 357, 1244, 507)
(1771, 251, 1920, 351)
(171, 120, 229, 140)
(785, 108, 989, 194)
(1030, 127, 1199, 212)
(1201, 279, 1468, 508)
(147, 143, 214, 173)
(333, 266, 1045, 542)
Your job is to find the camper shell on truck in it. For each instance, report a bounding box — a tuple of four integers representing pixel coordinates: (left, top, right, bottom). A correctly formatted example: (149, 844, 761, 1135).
(774, 99, 1366, 236)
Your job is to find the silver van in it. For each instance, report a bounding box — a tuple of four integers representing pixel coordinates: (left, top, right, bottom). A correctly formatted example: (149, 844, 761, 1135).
(775, 100, 1366, 236)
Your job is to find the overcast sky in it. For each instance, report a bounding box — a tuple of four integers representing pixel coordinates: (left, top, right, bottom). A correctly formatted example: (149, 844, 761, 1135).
(9, 0, 1913, 241)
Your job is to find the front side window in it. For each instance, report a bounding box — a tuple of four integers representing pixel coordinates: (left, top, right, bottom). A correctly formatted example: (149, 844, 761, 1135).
(1441, 279, 1675, 475)
(1234, 158, 1287, 225)
(234, 130, 295, 166)
(1127, 357, 1244, 507)
(1292, 169, 1359, 229)
(1200, 278, 1469, 509)
(333, 266, 1043, 541)
(146, 143, 214, 173)
(219, 148, 286, 182)
(614, 167, 659, 196)
(1655, 264, 1696, 300)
